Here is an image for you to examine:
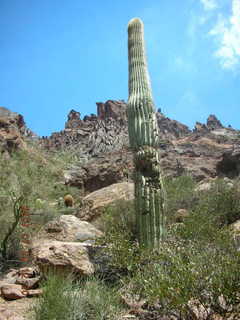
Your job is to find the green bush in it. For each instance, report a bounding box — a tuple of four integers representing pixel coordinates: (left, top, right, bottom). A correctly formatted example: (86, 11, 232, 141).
(126, 227, 240, 318)
(33, 274, 123, 320)
(99, 199, 135, 234)
(33, 273, 75, 320)
(0, 148, 80, 264)
(164, 175, 197, 223)
(97, 176, 240, 318)
(195, 178, 240, 227)
(72, 277, 123, 320)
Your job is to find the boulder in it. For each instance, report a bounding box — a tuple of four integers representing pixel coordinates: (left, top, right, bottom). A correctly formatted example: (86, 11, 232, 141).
(0, 284, 27, 300)
(31, 240, 94, 276)
(27, 288, 43, 297)
(15, 276, 40, 290)
(77, 182, 134, 221)
(43, 215, 103, 242)
(64, 151, 133, 193)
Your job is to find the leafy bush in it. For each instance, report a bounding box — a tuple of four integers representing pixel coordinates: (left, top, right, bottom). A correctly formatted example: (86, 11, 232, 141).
(195, 178, 240, 227)
(0, 148, 80, 264)
(97, 176, 240, 318)
(126, 227, 240, 318)
(99, 199, 136, 234)
(164, 175, 197, 223)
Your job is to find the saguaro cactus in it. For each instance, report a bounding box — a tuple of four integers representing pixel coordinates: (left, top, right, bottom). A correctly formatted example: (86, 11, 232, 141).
(127, 18, 165, 249)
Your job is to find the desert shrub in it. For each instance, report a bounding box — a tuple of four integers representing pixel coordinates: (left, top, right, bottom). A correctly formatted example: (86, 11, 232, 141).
(33, 274, 123, 320)
(33, 273, 74, 320)
(126, 234, 240, 318)
(100, 199, 135, 234)
(0, 148, 80, 264)
(164, 175, 197, 223)
(195, 178, 240, 227)
(96, 199, 141, 278)
(72, 277, 123, 320)
(98, 177, 240, 318)
(120, 212, 240, 318)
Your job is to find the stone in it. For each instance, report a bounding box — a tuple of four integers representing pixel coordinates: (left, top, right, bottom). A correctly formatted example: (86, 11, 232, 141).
(97, 100, 127, 122)
(195, 180, 213, 192)
(0, 284, 27, 300)
(187, 299, 210, 320)
(77, 182, 134, 221)
(0, 107, 36, 155)
(43, 215, 103, 242)
(31, 240, 94, 276)
(16, 267, 38, 278)
(27, 288, 43, 297)
(207, 114, 223, 130)
(16, 276, 40, 289)
(64, 151, 133, 192)
(216, 145, 240, 178)
(0, 269, 18, 284)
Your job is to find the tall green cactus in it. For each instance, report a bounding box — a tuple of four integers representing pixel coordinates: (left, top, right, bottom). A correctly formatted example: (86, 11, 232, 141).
(127, 18, 165, 249)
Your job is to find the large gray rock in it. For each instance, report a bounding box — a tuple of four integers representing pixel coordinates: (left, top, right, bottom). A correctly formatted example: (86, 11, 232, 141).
(43, 215, 103, 242)
(32, 240, 94, 276)
(77, 182, 134, 221)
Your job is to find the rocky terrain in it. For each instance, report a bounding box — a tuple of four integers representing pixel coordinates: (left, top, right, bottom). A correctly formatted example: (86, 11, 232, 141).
(0, 100, 240, 193)
(0, 106, 36, 156)
(38, 100, 240, 192)
(0, 102, 240, 319)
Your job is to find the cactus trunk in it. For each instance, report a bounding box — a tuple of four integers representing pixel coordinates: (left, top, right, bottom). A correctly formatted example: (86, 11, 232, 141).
(127, 18, 165, 249)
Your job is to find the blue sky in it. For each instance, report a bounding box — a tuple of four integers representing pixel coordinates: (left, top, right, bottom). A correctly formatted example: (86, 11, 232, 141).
(0, 0, 240, 136)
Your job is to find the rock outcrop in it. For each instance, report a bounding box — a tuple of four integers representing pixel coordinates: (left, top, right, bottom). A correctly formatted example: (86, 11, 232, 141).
(39, 100, 240, 191)
(30, 215, 103, 277)
(31, 240, 95, 276)
(3, 101, 239, 191)
(0, 106, 36, 155)
(77, 182, 134, 221)
(42, 215, 103, 242)
(40, 100, 192, 157)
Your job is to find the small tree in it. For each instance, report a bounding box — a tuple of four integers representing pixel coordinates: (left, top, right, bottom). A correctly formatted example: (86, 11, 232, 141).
(0, 194, 24, 260)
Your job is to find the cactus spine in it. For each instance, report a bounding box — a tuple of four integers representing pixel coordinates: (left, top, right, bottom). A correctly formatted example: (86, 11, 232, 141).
(127, 18, 165, 249)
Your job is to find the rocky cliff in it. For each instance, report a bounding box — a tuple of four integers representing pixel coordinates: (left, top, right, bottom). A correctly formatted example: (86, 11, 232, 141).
(0, 106, 36, 155)
(38, 100, 240, 193)
(1, 101, 240, 193)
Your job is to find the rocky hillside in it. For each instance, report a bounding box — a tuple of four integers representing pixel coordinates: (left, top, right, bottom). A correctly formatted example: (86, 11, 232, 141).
(39, 100, 240, 192)
(1, 101, 240, 193)
(0, 106, 36, 155)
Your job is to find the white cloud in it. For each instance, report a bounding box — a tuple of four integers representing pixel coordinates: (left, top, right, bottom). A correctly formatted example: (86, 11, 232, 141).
(200, 0, 218, 11)
(209, 0, 240, 69)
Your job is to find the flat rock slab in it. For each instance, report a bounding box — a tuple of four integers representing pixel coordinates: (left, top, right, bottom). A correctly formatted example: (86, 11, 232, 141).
(32, 240, 94, 276)
(42, 214, 103, 242)
(0, 284, 27, 300)
(78, 182, 134, 221)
